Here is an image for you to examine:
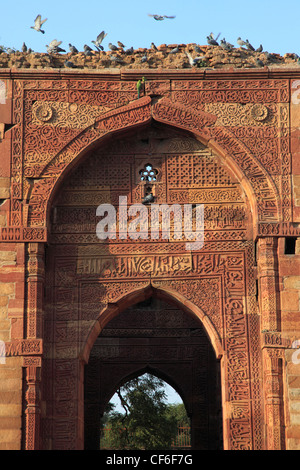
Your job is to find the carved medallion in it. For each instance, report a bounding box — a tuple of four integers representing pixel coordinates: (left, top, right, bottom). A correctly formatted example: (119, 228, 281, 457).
(251, 104, 269, 122)
(34, 103, 53, 122)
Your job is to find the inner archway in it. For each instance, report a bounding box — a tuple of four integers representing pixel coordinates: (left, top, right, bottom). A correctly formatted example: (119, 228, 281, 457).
(100, 371, 191, 450)
(84, 297, 223, 450)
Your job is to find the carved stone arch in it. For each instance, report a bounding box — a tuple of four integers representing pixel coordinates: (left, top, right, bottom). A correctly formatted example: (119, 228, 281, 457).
(83, 289, 223, 450)
(27, 94, 278, 232)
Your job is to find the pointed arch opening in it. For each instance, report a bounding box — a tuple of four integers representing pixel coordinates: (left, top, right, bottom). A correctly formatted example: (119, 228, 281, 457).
(84, 295, 223, 450)
(99, 370, 191, 451)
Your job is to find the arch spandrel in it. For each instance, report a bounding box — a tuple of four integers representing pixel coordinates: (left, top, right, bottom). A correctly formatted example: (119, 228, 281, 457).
(25, 95, 279, 232)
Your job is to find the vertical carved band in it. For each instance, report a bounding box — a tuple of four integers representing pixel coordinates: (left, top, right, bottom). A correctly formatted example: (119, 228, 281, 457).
(262, 349, 285, 450)
(26, 243, 45, 338)
(257, 237, 279, 331)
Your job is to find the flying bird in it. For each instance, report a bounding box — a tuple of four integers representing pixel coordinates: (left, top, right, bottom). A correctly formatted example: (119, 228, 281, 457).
(31, 15, 47, 34)
(148, 14, 176, 21)
(92, 31, 107, 51)
(185, 51, 206, 67)
(46, 40, 65, 54)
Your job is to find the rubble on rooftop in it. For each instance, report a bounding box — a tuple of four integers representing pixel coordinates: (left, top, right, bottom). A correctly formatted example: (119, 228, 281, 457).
(0, 43, 299, 70)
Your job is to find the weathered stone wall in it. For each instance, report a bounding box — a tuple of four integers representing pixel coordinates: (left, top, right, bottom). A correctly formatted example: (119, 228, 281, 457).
(0, 63, 300, 450)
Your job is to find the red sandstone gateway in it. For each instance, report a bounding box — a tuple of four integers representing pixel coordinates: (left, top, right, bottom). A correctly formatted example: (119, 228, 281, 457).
(0, 62, 300, 450)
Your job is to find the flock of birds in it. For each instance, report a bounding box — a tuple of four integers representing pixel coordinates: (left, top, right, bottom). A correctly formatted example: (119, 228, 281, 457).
(0, 14, 299, 68)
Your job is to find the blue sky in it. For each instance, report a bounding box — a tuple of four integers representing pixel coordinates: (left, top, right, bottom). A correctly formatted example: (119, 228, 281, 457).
(0, 0, 299, 56)
(111, 382, 183, 411)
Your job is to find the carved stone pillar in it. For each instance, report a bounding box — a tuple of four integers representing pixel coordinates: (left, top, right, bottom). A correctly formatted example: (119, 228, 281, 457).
(23, 357, 42, 450)
(262, 348, 285, 450)
(24, 243, 45, 449)
(257, 237, 285, 449)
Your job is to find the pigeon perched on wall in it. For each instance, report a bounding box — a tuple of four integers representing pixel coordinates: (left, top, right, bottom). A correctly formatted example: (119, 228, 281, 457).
(110, 55, 124, 63)
(256, 58, 265, 67)
(31, 15, 47, 34)
(142, 192, 155, 204)
(117, 41, 125, 48)
(194, 45, 205, 54)
(84, 45, 94, 56)
(237, 37, 247, 47)
(256, 44, 263, 53)
(245, 39, 255, 51)
(141, 53, 148, 63)
(125, 46, 134, 55)
(151, 42, 158, 51)
(148, 14, 175, 20)
(264, 52, 277, 62)
(207, 36, 219, 46)
(108, 43, 118, 51)
(84, 44, 93, 52)
(220, 39, 233, 51)
(64, 60, 76, 68)
(69, 43, 78, 53)
(22, 42, 27, 53)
